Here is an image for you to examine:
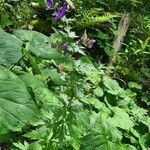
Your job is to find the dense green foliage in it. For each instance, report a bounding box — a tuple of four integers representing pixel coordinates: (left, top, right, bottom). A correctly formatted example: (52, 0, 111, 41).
(0, 0, 150, 149)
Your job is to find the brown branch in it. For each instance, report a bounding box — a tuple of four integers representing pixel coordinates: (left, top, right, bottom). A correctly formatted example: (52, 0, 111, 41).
(107, 12, 130, 74)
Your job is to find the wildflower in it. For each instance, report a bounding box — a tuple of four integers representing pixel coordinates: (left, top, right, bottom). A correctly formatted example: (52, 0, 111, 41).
(61, 43, 68, 53)
(78, 30, 88, 45)
(46, 0, 55, 10)
(53, 2, 67, 20)
(87, 39, 96, 48)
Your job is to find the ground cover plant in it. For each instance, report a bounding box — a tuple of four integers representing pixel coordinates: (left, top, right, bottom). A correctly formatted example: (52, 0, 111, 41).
(0, 0, 150, 149)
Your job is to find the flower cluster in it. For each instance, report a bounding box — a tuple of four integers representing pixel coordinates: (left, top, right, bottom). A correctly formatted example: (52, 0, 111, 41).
(50, 29, 96, 55)
(46, 0, 68, 20)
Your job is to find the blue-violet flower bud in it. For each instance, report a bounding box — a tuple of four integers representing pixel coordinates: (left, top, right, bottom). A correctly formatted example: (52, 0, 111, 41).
(46, 0, 55, 10)
(78, 30, 87, 45)
(87, 39, 96, 48)
(61, 43, 68, 53)
(53, 2, 67, 20)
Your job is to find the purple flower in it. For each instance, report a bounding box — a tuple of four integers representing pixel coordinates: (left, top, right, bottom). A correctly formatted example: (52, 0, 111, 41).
(61, 43, 68, 53)
(78, 30, 87, 45)
(53, 2, 67, 20)
(46, 0, 55, 10)
(87, 39, 96, 48)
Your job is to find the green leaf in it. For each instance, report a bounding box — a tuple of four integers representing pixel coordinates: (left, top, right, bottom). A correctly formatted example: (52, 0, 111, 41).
(96, 141, 126, 150)
(104, 46, 115, 56)
(107, 107, 134, 130)
(79, 56, 92, 64)
(75, 60, 101, 84)
(81, 131, 125, 150)
(13, 29, 59, 59)
(13, 141, 29, 150)
(13, 30, 49, 45)
(88, 97, 104, 110)
(47, 69, 65, 85)
(128, 82, 142, 89)
(103, 76, 123, 95)
(0, 13, 12, 28)
(81, 116, 124, 149)
(28, 142, 42, 150)
(20, 74, 62, 110)
(93, 87, 104, 97)
(0, 66, 39, 137)
(24, 126, 48, 141)
(49, 32, 63, 43)
(70, 43, 85, 55)
(0, 30, 22, 64)
(54, 55, 74, 71)
(139, 134, 150, 150)
(13, 30, 60, 59)
(124, 145, 137, 150)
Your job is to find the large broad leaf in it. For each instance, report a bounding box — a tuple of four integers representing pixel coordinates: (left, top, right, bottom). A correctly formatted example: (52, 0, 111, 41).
(0, 29, 22, 65)
(107, 107, 134, 130)
(13, 29, 61, 59)
(0, 66, 40, 137)
(20, 74, 62, 111)
(20, 74, 65, 129)
(13, 30, 74, 71)
(103, 76, 123, 95)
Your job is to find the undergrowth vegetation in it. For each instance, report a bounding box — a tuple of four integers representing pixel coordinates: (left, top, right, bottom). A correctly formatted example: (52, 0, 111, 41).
(0, 0, 150, 149)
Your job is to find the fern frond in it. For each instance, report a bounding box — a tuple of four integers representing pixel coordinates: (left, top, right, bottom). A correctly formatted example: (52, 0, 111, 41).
(76, 8, 118, 28)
